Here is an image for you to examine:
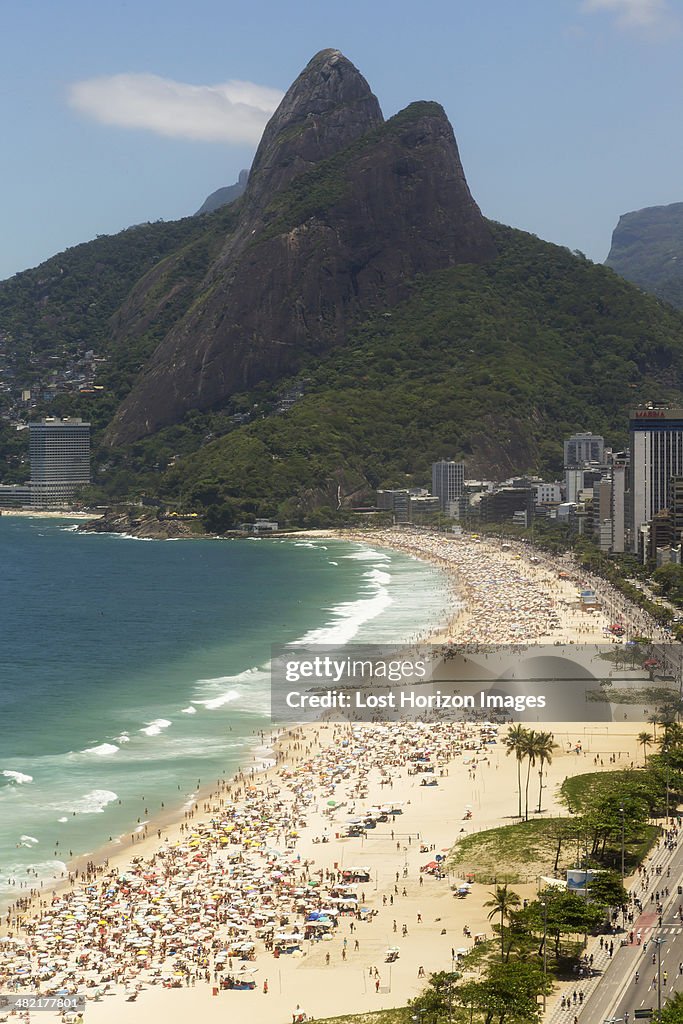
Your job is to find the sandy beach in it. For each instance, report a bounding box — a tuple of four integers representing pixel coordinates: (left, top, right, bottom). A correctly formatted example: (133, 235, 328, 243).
(0, 528, 670, 1024)
(0, 511, 100, 520)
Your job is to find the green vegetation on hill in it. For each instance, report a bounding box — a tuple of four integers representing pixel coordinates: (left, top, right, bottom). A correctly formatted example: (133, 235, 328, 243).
(0, 202, 240, 439)
(0, 217, 207, 377)
(259, 101, 446, 241)
(157, 222, 683, 523)
(606, 202, 683, 310)
(5, 211, 683, 523)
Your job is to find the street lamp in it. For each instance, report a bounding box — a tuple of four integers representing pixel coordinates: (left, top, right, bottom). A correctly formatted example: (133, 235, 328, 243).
(449, 949, 456, 1024)
(540, 899, 548, 1012)
(652, 936, 666, 1024)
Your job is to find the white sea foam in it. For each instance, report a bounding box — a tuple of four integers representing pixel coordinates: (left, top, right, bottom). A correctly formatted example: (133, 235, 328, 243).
(57, 790, 118, 815)
(20, 835, 38, 844)
(342, 547, 390, 562)
(365, 568, 391, 586)
(60, 525, 79, 533)
(193, 689, 240, 710)
(82, 743, 119, 757)
(140, 718, 172, 737)
(196, 665, 263, 686)
(181, 706, 197, 714)
(112, 533, 155, 541)
(328, 560, 338, 566)
(115, 733, 131, 744)
(57, 817, 68, 823)
(291, 562, 393, 645)
(0, 860, 68, 888)
(2, 770, 33, 784)
(193, 665, 270, 715)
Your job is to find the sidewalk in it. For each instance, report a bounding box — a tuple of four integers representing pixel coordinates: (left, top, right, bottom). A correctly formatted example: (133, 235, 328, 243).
(544, 834, 677, 1023)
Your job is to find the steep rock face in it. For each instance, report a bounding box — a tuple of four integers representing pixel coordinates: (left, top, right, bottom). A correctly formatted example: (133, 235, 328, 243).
(105, 52, 495, 445)
(195, 169, 249, 215)
(606, 203, 683, 309)
(243, 48, 384, 214)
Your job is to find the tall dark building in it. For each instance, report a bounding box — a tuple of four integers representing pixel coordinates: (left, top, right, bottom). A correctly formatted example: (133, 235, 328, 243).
(478, 487, 535, 524)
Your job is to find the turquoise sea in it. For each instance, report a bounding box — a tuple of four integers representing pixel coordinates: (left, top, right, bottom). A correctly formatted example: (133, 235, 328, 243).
(0, 517, 450, 907)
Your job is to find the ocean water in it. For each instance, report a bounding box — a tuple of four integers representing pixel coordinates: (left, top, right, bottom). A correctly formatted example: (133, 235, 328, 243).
(0, 518, 450, 906)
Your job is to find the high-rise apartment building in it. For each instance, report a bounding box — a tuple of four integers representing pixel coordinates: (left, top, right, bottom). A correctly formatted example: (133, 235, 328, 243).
(610, 452, 630, 554)
(375, 489, 411, 523)
(29, 417, 90, 507)
(630, 406, 683, 549)
(431, 460, 465, 513)
(563, 432, 605, 468)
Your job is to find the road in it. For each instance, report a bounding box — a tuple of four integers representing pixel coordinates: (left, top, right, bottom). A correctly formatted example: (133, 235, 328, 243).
(580, 832, 683, 1024)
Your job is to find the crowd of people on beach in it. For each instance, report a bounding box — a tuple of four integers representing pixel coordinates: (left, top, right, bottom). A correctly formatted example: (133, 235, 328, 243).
(0, 720, 497, 1017)
(1, 527, 669, 1023)
(352, 527, 668, 647)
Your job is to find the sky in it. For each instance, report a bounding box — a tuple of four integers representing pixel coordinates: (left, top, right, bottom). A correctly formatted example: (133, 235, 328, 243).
(1, 0, 682, 281)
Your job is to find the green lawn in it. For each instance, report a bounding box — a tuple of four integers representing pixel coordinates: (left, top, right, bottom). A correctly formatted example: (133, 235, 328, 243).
(448, 816, 659, 883)
(560, 770, 651, 812)
(448, 819, 572, 883)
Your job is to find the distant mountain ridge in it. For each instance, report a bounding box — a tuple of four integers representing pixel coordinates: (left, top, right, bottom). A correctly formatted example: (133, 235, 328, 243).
(606, 202, 683, 309)
(195, 169, 249, 215)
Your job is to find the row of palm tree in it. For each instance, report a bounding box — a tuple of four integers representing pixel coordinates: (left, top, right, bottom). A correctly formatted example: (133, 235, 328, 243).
(638, 721, 683, 766)
(504, 726, 558, 820)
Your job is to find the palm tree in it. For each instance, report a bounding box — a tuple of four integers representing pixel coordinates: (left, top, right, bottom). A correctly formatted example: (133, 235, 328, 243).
(648, 711, 662, 742)
(637, 731, 652, 766)
(484, 884, 521, 962)
(535, 731, 558, 814)
(660, 721, 683, 751)
(505, 725, 528, 819)
(521, 729, 538, 821)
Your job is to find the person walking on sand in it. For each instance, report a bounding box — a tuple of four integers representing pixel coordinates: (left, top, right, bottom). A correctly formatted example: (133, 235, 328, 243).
(375, 977, 380, 993)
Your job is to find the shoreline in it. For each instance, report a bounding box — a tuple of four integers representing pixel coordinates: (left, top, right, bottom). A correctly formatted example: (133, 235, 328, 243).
(0, 509, 100, 519)
(0, 530, 451, 915)
(2, 526, 661, 916)
(1, 527, 669, 1024)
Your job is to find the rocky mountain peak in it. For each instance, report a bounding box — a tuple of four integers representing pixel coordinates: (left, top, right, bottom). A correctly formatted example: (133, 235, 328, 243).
(104, 51, 496, 446)
(245, 49, 383, 207)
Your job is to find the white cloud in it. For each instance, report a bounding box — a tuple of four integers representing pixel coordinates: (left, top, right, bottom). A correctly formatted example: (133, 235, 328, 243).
(67, 73, 284, 143)
(581, 0, 675, 31)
